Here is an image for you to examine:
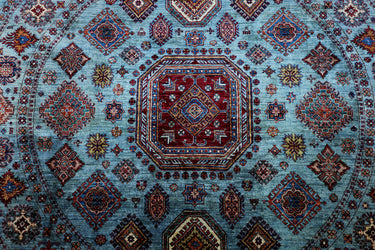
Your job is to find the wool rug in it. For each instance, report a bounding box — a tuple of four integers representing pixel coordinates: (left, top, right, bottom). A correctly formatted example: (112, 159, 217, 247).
(0, 0, 374, 249)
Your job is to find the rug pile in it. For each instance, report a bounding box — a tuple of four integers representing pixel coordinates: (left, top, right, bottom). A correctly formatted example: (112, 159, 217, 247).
(0, 0, 374, 249)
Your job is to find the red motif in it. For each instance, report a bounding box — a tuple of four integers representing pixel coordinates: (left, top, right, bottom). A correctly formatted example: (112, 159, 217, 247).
(308, 144, 350, 191)
(150, 14, 173, 46)
(0, 26, 38, 55)
(217, 13, 239, 45)
(46, 143, 84, 186)
(54, 43, 90, 79)
(39, 80, 95, 140)
(265, 172, 326, 234)
(0, 171, 27, 207)
(144, 184, 169, 227)
(220, 184, 244, 229)
(136, 55, 252, 170)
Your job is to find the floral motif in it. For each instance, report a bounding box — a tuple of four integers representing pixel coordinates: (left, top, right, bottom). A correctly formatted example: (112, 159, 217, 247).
(86, 133, 109, 160)
(92, 64, 113, 88)
(278, 64, 302, 88)
(281, 134, 306, 161)
(0, 137, 14, 168)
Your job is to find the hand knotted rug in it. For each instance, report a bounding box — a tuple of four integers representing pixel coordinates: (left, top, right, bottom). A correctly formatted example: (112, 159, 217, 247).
(0, 0, 374, 249)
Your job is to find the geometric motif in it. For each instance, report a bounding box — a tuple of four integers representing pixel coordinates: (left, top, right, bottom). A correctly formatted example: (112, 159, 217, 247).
(119, 46, 144, 65)
(185, 30, 206, 47)
(334, 0, 369, 27)
(45, 143, 84, 186)
(144, 184, 169, 227)
(163, 210, 227, 249)
(281, 134, 306, 162)
(39, 80, 95, 140)
(0, 26, 39, 55)
(265, 172, 326, 234)
(119, 0, 157, 22)
(182, 182, 207, 207)
(0, 170, 27, 207)
(0, 88, 14, 125)
(217, 13, 239, 45)
(307, 144, 350, 191)
(150, 14, 173, 46)
(53, 43, 91, 79)
(249, 160, 278, 185)
(296, 81, 353, 141)
(246, 44, 272, 65)
(79, 8, 131, 55)
(103, 100, 125, 123)
(230, 0, 269, 21)
(166, 0, 221, 27)
(110, 214, 152, 250)
(1, 205, 41, 244)
(237, 217, 281, 250)
(136, 55, 252, 170)
(69, 170, 123, 231)
(86, 133, 109, 160)
(20, 0, 56, 27)
(353, 212, 375, 250)
(352, 26, 375, 57)
(302, 43, 341, 79)
(265, 100, 287, 123)
(258, 8, 310, 56)
(220, 184, 244, 229)
(112, 159, 139, 183)
(0, 56, 21, 85)
(278, 64, 302, 88)
(0, 137, 14, 168)
(92, 64, 113, 88)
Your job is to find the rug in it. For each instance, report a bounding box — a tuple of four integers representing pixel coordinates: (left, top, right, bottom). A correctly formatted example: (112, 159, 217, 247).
(0, 0, 374, 249)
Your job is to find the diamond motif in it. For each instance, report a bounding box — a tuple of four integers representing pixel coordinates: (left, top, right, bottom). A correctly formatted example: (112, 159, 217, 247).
(246, 44, 272, 65)
(54, 43, 91, 79)
(46, 143, 84, 186)
(265, 172, 326, 234)
(119, 0, 157, 22)
(308, 144, 350, 191)
(166, 0, 221, 27)
(169, 84, 219, 135)
(2, 205, 41, 244)
(237, 217, 281, 250)
(296, 81, 353, 141)
(110, 214, 152, 249)
(119, 46, 144, 65)
(230, 0, 269, 21)
(258, 7, 310, 56)
(69, 170, 123, 231)
(302, 42, 341, 78)
(112, 159, 139, 183)
(249, 160, 278, 185)
(79, 8, 130, 55)
(39, 80, 95, 140)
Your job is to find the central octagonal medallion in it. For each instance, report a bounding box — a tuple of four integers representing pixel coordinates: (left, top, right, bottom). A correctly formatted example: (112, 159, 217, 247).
(136, 55, 252, 170)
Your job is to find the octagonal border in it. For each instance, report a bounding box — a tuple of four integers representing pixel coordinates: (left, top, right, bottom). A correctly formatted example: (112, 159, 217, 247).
(136, 55, 253, 170)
